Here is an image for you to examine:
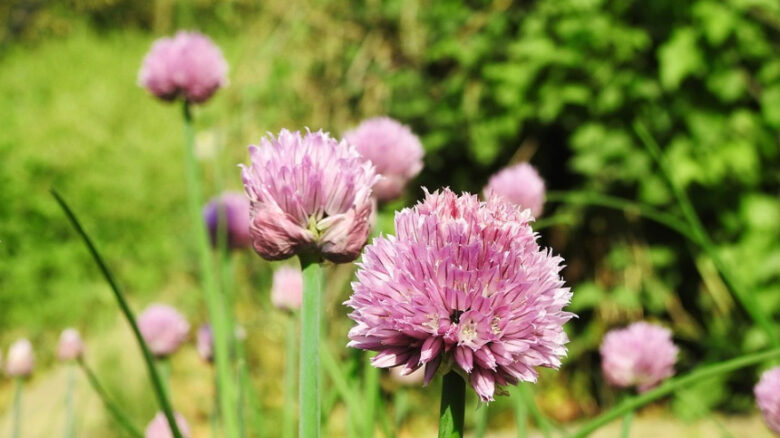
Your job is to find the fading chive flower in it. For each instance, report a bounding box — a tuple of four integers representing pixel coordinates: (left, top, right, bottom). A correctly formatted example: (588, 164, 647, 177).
(139, 31, 228, 104)
(344, 117, 424, 202)
(196, 324, 213, 363)
(755, 367, 780, 434)
(241, 129, 378, 263)
(271, 266, 303, 311)
(203, 191, 252, 250)
(145, 412, 191, 438)
(346, 188, 573, 402)
(484, 163, 546, 218)
(57, 328, 85, 361)
(600, 322, 678, 392)
(6, 338, 35, 378)
(138, 304, 190, 358)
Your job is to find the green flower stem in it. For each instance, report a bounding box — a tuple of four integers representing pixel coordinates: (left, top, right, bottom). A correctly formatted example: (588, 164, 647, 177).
(12, 378, 22, 438)
(77, 359, 143, 438)
(364, 353, 380, 437)
(157, 358, 171, 401)
(321, 340, 364, 436)
(571, 347, 780, 437)
(511, 386, 527, 438)
(182, 103, 240, 438)
(633, 121, 779, 347)
(438, 371, 465, 438)
(51, 189, 182, 438)
(283, 313, 298, 438)
(65, 363, 76, 438)
(519, 384, 555, 437)
(299, 258, 323, 438)
(620, 412, 632, 438)
(474, 403, 488, 438)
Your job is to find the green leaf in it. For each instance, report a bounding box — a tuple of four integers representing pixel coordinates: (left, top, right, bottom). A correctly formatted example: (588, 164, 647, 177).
(658, 28, 704, 90)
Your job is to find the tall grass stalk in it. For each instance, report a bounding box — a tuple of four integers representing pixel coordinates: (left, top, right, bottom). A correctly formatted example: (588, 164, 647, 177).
(283, 313, 298, 438)
(65, 364, 76, 438)
(12, 378, 22, 438)
(77, 358, 143, 438)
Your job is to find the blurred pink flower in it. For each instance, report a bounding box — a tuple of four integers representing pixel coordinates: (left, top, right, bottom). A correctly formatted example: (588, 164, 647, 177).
(755, 367, 780, 434)
(203, 191, 251, 250)
(145, 412, 191, 438)
(196, 324, 213, 363)
(241, 129, 378, 263)
(139, 31, 228, 104)
(484, 163, 546, 218)
(600, 322, 678, 392)
(57, 328, 85, 361)
(344, 117, 424, 202)
(271, 266, 303, 311)
(138, 304, 190, 358)
(346, 188, 573, 402)
(6, 338, 34, 378)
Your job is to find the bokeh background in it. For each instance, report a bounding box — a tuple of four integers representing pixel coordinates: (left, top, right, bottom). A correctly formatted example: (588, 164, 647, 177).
(1, 0, 779, 436)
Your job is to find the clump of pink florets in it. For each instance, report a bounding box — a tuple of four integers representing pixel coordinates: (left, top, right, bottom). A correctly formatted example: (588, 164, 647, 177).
(484, 163, 546, 218)
(6, 338, 34, 378)
(755, 367, 780, 434)
(600, 322, 678, 392)
(271, 266, 303, 311)
(196, 324, 213, 363)
(145, 412, 190, 438)
(57, 328, 85, 361)
(241, 129, 378, 263)
(138, 304, 190, 358)
(203, 191, 252, 250)
(139, 31, 228, 104)
(344, 117, 424, 202)
(346, 188, 573, 402)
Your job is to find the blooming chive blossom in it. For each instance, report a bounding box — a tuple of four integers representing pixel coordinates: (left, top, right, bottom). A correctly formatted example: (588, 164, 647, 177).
(241, 129, 378, 263)
(203, 191, 252, 250)
(346, 188, 574, 402)
(196, 324, 213, 363)
(57, 328, 85, 361)
(600, 322, 678, 392)
(138, 304, 190, 358)
(755, 367, 780, 434)
(484, 163, 546, 218)
(139, 31, 228, 104)
(6, 339, 35, 377)
(344, 117, 424, 202)
(271, 266, 303, 311)
(145, 412, 191, 438)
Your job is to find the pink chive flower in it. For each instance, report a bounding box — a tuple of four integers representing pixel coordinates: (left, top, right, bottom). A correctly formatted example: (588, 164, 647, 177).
(57, 328, 85, 361)
(6, 338, 35, 378)
(484, 163, 546, 218)
(346, 188, 574, 402)
(203, 191, 252, 250)
(271, 266, 303, 311)
(241, 129, 378, 263)
(755, 367, 780, 434)
(343, 117, 424, 202)
(139, 31, 228, 104)
(600, 322, 678, 392)
(196, 324, 213, 363)
(138, 304, 190, 358)
(145, 412, 191, 438)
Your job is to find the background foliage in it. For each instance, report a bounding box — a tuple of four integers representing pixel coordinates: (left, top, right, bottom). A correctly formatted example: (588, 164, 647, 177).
(1, 0, 778, 434)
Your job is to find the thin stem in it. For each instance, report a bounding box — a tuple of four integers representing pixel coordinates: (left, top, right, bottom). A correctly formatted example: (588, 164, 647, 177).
(364, 353, 379, 437)
(51, 189, 182, 438)
(300, 258, 323, 438)
(283, 314, 297, 438)
(438, 371, 465, 438)
(321, 340, 364, 435)
(511, 386, 527, 438)
(77, 359, 144, 438)
(519, 384, 555, 437)
(474, 403, 488, 438)
(633, 121, 779, 347)
(157, 358, 171, 402)
(620, 412, 632, 438)
(12, 378, 22, 438)
(571, 347, 780, 437)
(65, 364, 76, 438)
(182, 103, 240, 438)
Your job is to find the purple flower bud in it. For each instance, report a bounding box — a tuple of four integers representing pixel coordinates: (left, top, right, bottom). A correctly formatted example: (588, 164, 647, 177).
(756, 367, 780, 434)
(145, 412, 191, 438)
(344, 117, 424, 202)
(196, 324, 213, 363)
(139, 31, 228, 104)
(241, 129, 378, 263)
(484, 163, 546, 218)
(57, 328, 85, 361)
(271, 266, 303, 311)
(6, 338, 34, 378)
(138, 304, 190, 358)
(346, 188, 574, 402)
(203, 191, 252, 250)
(600, 322, 678, 392)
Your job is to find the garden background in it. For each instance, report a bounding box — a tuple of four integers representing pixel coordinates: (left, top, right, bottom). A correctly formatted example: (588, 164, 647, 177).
(0, 0, 778, 436)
